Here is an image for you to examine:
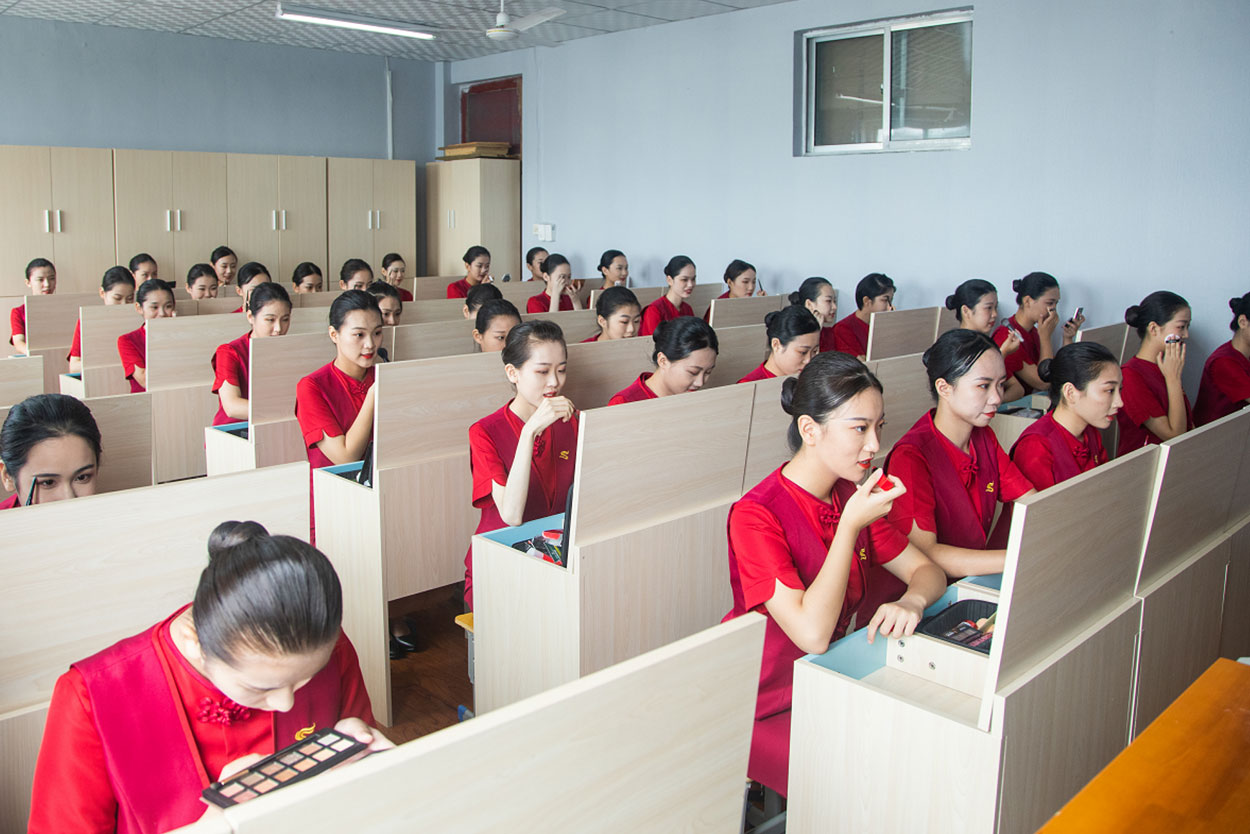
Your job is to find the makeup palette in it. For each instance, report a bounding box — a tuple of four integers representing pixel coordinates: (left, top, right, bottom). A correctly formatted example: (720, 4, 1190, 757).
(201, 728, 368, 808)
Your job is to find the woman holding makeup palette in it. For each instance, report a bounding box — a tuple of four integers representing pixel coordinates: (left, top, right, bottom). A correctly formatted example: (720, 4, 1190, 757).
(29, 521, 391, 833)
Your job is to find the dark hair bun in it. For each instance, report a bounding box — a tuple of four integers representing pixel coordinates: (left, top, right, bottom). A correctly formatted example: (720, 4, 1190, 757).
(1011, 278, 1023, 293)
(788, 290, 801, 305)
(764, 310, 779, 329)
(944, 293, 958, 310)
(1037, 358, 1053, 384)
(1233, 297, 1244, 312)
(208, 520, 269, 559)
(1124, 304, 1142, 328)
(780, 376, 799, 416)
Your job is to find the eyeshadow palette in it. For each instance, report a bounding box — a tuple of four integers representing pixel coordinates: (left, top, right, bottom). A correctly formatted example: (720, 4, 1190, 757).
(201, 728, 368, 808)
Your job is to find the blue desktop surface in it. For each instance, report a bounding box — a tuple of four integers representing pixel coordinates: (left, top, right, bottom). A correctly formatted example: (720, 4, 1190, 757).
(478, 513, 564, 545)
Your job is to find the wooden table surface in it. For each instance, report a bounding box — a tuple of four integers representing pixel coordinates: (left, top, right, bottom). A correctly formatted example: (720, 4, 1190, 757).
(1038, 658, 1250, 833)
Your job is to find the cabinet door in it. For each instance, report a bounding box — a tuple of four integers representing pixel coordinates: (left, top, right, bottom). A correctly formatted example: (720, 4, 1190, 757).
(277, 156, 328, 282)
(114, 149, 174, 280)
(441, 160, 478, 276)
(372, 159, 416, 269)
(424, 161, 442, 275)
(49, 147, 117, 293)
(477, 159, 520, 284)
(171, 151, 228, 279)
(0, 146, 53, 296)
(327, 157, 374, 280)
(226, 153, 280, 269)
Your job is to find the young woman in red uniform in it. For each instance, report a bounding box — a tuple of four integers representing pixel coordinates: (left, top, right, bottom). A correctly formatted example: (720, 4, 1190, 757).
(788, 276, 838, 354)
(1117, 291, 1193, 453)
(597, 249, 629, 290)
(68, 267, 136, 374)
(991, 272, 1084, 394)
(10, 257, 56, 355)
(832, 273, 895, 360)
(1010, 343, 1121, 491)
(367, 281, 404, 327)
(291, 261, 324, 294)
(338, 258, 372, 292)
(446, 245, 492, 298)
(525, 246, 549, 282)
(725, 351, 944, 794)
(117, 279, 176, 393)
(128, 252, 159, 285)
(185, 263, 218, 300)
(609, 316, 718, 405)
(584, 286, 642, 342)
(639, 255, 697, 336)
(473, 299, 522, 353)
(703, 259, 764, 321)
(211, 245, 238, 288)
(212, 283, 293, 426)
(0, 394, 101, 510)
(233, 262, 272, 312)
(885, 329, 1036, 581)
(465, 320, 578, 607)
(1195, 292, 1250, 425)
(946, 278, 1024, 401)
(526, 253, 583, 314)
(381, 252, 414, 301)
(738, 306, 821, 382)
(28, 521, 391, 833)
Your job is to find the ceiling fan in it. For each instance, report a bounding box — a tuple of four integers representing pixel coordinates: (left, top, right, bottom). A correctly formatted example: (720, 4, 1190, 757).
(482, 0, 567, 41)
(274, 2, 566, 43)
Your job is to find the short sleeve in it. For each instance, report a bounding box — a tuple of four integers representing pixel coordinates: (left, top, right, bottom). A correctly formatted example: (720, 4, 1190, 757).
(865, 516, 908, 565)
(833, 321, 862, 356)
(446, 280, 466, 299)
(1120, 367, 1165, 427)
(992, 326, 1027, 378)
(884, 445, 938, 536)
(1210, 355, 1250, 404)
(469, 421, 509, 509)
(728, 500, 804, 612)
(10, 305, 25, 345)
(995, 438, 1037, 500)
(67, 321, 82, 360)
(526, 293, 547, 314)
(1010, 432, 1057, 492)
(212, 343, 244, 395)
(333, 633, 376, 727)
(639, 302, 663, 337)
(117, 332, 143, 379)
(399, 288, 413, 302)
(28, 668, 119, 834)
(296, 376, 345, 448)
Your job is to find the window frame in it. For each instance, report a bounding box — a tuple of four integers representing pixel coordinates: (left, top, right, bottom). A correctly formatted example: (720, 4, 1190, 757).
(801, 9, 973, 156)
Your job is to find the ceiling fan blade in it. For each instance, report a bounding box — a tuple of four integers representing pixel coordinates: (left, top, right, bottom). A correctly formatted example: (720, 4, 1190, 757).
(510, 7, 566, 31)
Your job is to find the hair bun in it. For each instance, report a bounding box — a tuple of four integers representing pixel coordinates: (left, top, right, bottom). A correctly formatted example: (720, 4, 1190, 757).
(788, 290, 801, 306)
(1124, 304, 1141, 327)
(208, 520, 269, 559)
(764, 310, 779, 328)
(779, 377, 799, 416)
(1011, 278, 1023, 293)
(944, 293, 958, 310)
(1232, 297, 1243, 312)
(1037, 358, 1053, 384)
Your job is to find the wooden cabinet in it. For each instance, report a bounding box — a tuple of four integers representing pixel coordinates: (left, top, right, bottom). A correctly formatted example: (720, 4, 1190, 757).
(114, 150, 227, 281)
(327, 157, 417, 281)
(226, 153, 327, 282)
(425, 158, 519, 283)
(0, 145, 115, 295)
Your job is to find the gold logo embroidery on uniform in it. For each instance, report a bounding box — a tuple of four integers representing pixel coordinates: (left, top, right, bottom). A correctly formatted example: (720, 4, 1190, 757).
(559, 450, 569, 460)
(294, 723, 316, 741)
(858, 547, 867, 561)
(986, 482, 995, 493)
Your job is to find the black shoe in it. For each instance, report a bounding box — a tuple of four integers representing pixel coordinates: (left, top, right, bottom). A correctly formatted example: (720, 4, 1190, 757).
(389, 636, 409, 660)
(393, 617, 425, 653)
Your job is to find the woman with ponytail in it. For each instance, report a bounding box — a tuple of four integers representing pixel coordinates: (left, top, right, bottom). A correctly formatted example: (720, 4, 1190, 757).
(788, 277, 838, 353)
(946, 279, 1025, 402)
(1117, 291, 1193, 453)
(29, 522, 390, 833)
(723, 352, 944, 795)
(1195, 292, 1250, 425)
(738, 306, 820, 382)
(1010, 343, 1121, 491)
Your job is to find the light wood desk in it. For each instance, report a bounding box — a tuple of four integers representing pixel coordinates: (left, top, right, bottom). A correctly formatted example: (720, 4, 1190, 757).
(707, 294, 784, 328)
(59, 305, 141, 399)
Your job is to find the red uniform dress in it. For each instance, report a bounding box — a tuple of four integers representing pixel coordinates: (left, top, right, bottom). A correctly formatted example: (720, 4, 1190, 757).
(117, 325, 147, 393)
(465, 402, 578, 607)
(992, 314, 1041, 383)
(398, 287, 414, 302)
(819, 325, 837, 354)
(28, 607, 373, 834)
(1009, 412, 1107, 492)
(526, 290, 574, 314)
(1195, 341, 1250, 426)
(295, 362, 375, 539)
(211, 332, 251, 426)
(581, 333, 601, 343)
(738, 362, 776, 383)
(703, 290, 731, 322)
(446, 278, 473, 298)
(608, 373, 660, 406)
(10, 303, 26, 346)
(831, 312, 869, 357)
(68, 320, 82, 363)
(1116, 356, 1194, 455)
(0, 493, 19, 510)
(724, 467, 906, 795)
(639, 295, 693, 336)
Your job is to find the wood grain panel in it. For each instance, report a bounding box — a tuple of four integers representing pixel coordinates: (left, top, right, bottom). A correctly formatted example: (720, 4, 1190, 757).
(249, 331, 336, 425)
(0, 146, 52, 297)
(707, 294, 783, 328)
(79, 305, 141, 397)
(277, 155, 327, 280)
(706, 324, 768, 389)
(390, 318, 476, 361)
(372, 158, 416, 267)
(866, 306, 941, 361)
(0, 703, 47, 833)
(874, 352, 934, 454)
(1219, 521, 1250, 660)
(151, 385, 217, 482)
(326, 156, 374, 278)
(112, 149, 174, 273)
(1076, 322, 1129, 363)
(225, 153, 279, 267)
(48, 147, 116, 293)
(22, 292, 96, 351)
(561, 335, 653, 410)
(742, 375, 790, 493)
(170, 151, 228, 278)
(378, 457, 475, 599)
(0, 356, 43, 408)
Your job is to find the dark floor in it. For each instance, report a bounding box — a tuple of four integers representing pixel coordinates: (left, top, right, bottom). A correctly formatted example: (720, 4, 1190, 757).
(384, 585, 475, 745)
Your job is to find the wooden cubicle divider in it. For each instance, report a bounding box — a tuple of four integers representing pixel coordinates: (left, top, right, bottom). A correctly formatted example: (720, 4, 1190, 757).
(1076, 321, 1141, 365)
(473, 384, 754, 714)
(742, 375, 790, 493)
(389, 317, 477, 361)
(586, 282, 727, 317)
(294, 291, 342, 308)
(174, 616, 764, 834)
(708, 294, 783, 329)
(866, 307, 942, 362)
(21, 293, 98, 392)
(411, 275, 470, 301)
(871, 352, 933, 456)
(0, 463, 310, 831)
(68, 305, 141, 398)
(0, 356, 43, 408)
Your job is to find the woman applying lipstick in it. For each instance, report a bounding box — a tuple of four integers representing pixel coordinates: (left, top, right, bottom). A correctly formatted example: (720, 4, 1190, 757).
(608, 317, 718, 405)
(639, 255, 697, 336)
(1196, 292, 1250, 425)
(885, 329, 1036, 581)
(1010, 343, 1121, 491)
(464, 320, 577, 607)
(724, 351, 945, 795)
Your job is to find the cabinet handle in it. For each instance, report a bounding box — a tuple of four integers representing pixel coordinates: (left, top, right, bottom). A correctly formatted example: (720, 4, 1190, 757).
(55, 210, 63, 233)
(44, 210, 51, 233)
(281, 210, 287, 230)
(366, 210, 373, 230)
(176, 209, 182, 231)
(165, 210, 172, 232)
(271, 210, 278, 231)
(374, 209, 381, 229)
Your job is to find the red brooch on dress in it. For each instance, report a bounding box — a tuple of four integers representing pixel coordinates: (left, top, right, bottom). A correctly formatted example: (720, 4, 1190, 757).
(198, 696, 252, 726)
(818, 506, 840, 527)
(532, 432, 546, 456)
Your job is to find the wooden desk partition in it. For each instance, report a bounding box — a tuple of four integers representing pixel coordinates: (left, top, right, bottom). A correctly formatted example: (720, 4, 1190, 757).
(870, 352, 932, 454)
(0, 463, 309, 831)
(708, 294, 784, 328)
(21, 293, 98, 391)
(742, 376, 790, 493)
(1076, 321, 1142, 366)
(0, 356, 43, 408)
(866, 307, 942, 362)
(73, 305, 141, 398)
(388, 310, 599, 363)
(172, 617, 764, 834)
(474, 384, 754, 713)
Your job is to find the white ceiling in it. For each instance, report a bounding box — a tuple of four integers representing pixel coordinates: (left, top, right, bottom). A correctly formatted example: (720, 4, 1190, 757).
(0, 0, 795, 61)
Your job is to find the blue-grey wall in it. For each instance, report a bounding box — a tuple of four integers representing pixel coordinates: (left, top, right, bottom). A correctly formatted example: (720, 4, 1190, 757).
(448, 0, 1250, 392)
